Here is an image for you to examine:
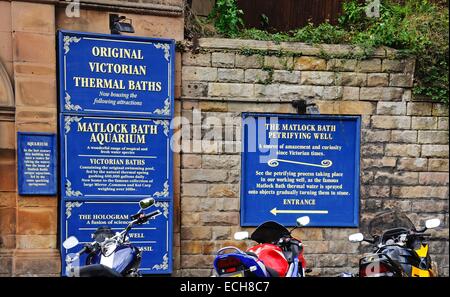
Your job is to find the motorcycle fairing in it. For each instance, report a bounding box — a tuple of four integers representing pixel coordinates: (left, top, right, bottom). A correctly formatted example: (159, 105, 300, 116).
(248, 243, 289, 277)
(88, 244, 140, 275)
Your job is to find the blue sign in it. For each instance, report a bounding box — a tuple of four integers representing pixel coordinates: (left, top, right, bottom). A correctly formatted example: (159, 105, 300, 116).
(58, 31, 175, 275)
(17, 132, 57, 195)
(61, 200, 172, 274)
(58, 30, 174, 118)
(240, 113, 360, 227)
(60, 115, 171, 201)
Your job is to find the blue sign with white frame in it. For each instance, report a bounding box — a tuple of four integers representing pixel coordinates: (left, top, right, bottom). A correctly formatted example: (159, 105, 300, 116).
(240, 113, 360, 227)
(58, 30, 175, 275)
(60, 115, 171, 201)
(17, 132, 57, 195)
(58, 30, 174, 118)
(61, 200, 172, 275)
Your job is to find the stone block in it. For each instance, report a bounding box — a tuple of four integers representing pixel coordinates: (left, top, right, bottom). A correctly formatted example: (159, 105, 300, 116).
(342, 87, 359, 100)
(419, 172, 449, 185)
(397, 158, 428, 171)
(180, 226, 211, 240)
(13, 32, 55, 63)
(326, 59, 357, 71)
(421, 145, 449, 158)
(182, 52, 211, 66)
(208, 83, 254, 97)
(367, 73, 389, 87)
(300, 71, 335, 85)
(11, 2, 54, 34)
(17, 207, 57, 235)
(390, 73, 413, 87)
(217, 68, 244, 82)
(181, 183, 208, 197)
(182, 81, 208, 97)
(244, 69, 270, 83)
(357, 59, 382, 72)
(407, 102, 433, 116)
(371, 116, 411, 129)
(360, 87, 403, 101)
(14, 76, 56, 107)
(391, 130, 417, 143)
(428, 159, 449, 172)
(182, 66, 217, 81)
(211, 52, 235, 68)
(207, 184, 238, 198)
(295, 56, 326, 70)
(418, 131, 448, 144)
(376, 102, 406, 115)
(335, 73, 367, 86)
(265, 56, 293, 70)
(272, 70, 300, 83)
(235, 54, 263, 68)
(182, 169, 228, 182)
(391, 186, 448, 199)
(385, 143, 421, 157)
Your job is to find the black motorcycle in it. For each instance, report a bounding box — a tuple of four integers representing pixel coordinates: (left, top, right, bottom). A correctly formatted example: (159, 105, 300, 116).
(347, 211, 440, 277)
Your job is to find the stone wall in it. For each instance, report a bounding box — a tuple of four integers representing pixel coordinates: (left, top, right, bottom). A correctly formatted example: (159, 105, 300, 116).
(178, 38, 449, 276)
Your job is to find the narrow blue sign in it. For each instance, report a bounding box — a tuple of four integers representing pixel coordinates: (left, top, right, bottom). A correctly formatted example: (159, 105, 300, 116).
(60, 115, 171, 201)
(61, 200, 172, 274)
(17, 132, 57, 195)
(58, 30, 174, 118)
(241, 113, 360, 227)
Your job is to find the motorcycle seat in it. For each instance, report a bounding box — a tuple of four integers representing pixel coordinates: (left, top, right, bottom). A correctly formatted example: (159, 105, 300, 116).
(265, 266, 280, 277)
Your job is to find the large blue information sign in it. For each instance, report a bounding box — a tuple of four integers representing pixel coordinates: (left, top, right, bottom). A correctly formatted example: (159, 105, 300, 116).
(58, 30, 174, 274)
(17, 132, 57, 195)
(59, 30, 174, 117)
(241, 113, 360, 227)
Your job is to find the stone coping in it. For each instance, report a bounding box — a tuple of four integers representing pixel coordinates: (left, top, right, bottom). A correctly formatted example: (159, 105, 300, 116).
(198, 38, 399, 58)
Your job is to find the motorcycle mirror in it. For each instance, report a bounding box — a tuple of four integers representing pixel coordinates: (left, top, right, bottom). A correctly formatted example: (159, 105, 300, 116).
(425, 218, 440, 229)
(139, 197, 155, 210)
(348, 233, 364, 243)
(63, 236, 79, 249)
(234, 231, 249, 240)
(296, 216, 310, 227)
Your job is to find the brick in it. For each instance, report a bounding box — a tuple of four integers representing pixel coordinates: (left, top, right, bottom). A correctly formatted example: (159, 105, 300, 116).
(432, 104, 449, 116)
(321, 86, 342, 100)
(390, 73, 413, 87)
(407, 102, 433, 116)
(244, 69, 270, 83)
(16, 235, 56, 249)
(11, 2, 54, 34)
(235, 54, 263, 68)
(412, 200, 448, 213)
(15, 77, 56, 107)
(326, 59, 357, 71)
(201, 212, 239, 226)
(215, 198, 239, 211)
(208, 83, 254, 97)
(360, 87, 403, 101)
(211, 226, 231, 240)
(362, 130, 391, 142)
(419, 172, 449, 185)
(181, 183, 208, 197)
(418, 131, 448, 144)
(438, 117, 448, 130)
(181, 211, 200, 224)
(264, 56, 294, 70)
(335, 72, 366, 86)
(385, 143, 420, 157)
(364, 185, 391, 198)
(362, 157, 396, 169)
(361, 143, 384, 156)
(202, 155, 239, 169)
(12, 32, 55, 63)
(357, 59, 382, 72)
(182, 66, 217, 81)
(301, 241, 329, 254)
(254, 84, 280, 98)
(376, 102, 406, 115)
(371, 116, 411, 129)
(421, 145, 449, 158)
(382, 59, 405, 72)
(211, 52, 235, 68)
(335, 101, 374, 115)
(217, 68, 244, 82)
(295, 56, 326, 70)
(391, 130, 417, 143)
(198, 101, 228, 112)
(207, 184, 238, 198)
(382, 200, 412, 212)
(397, 158, 428, 171)
(0, 163, 16, 191)
(181, 241, 204, 254)
(342, 87, 359, 100)
(182, 81, 208, 97)
(182, 52, 211, 66)
(411, 117, 438, 130)
(13, 62, 55, 77)
(374, 171, 418, 185)
(17, 207, 57, 235)
(181, 154, 202, 168)
(279, 85, 323, 100)
(300, 71, 335, 85)
(182, 169, 228, 182)
(317, 254, 347, 267)
(428, 159, 449, 172)
(392, 186, 448, 199)
(181, 226, 211, 240)
(272, 70, 300, 83)
(367, 73, 389, 86)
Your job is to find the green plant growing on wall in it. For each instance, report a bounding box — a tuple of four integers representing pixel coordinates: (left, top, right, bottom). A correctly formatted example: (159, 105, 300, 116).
(208, 0, 244, 37)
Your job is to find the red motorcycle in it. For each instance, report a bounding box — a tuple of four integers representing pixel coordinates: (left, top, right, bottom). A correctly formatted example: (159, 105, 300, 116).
(213, 217, 310, 277)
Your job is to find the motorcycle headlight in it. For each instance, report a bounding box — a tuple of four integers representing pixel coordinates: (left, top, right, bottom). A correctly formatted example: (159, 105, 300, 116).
(101, 239, 117, 257)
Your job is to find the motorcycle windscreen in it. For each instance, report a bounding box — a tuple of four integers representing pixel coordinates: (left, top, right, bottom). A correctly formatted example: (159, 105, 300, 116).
(367, 211, 416, 237)
(250, 221, 290, 244)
